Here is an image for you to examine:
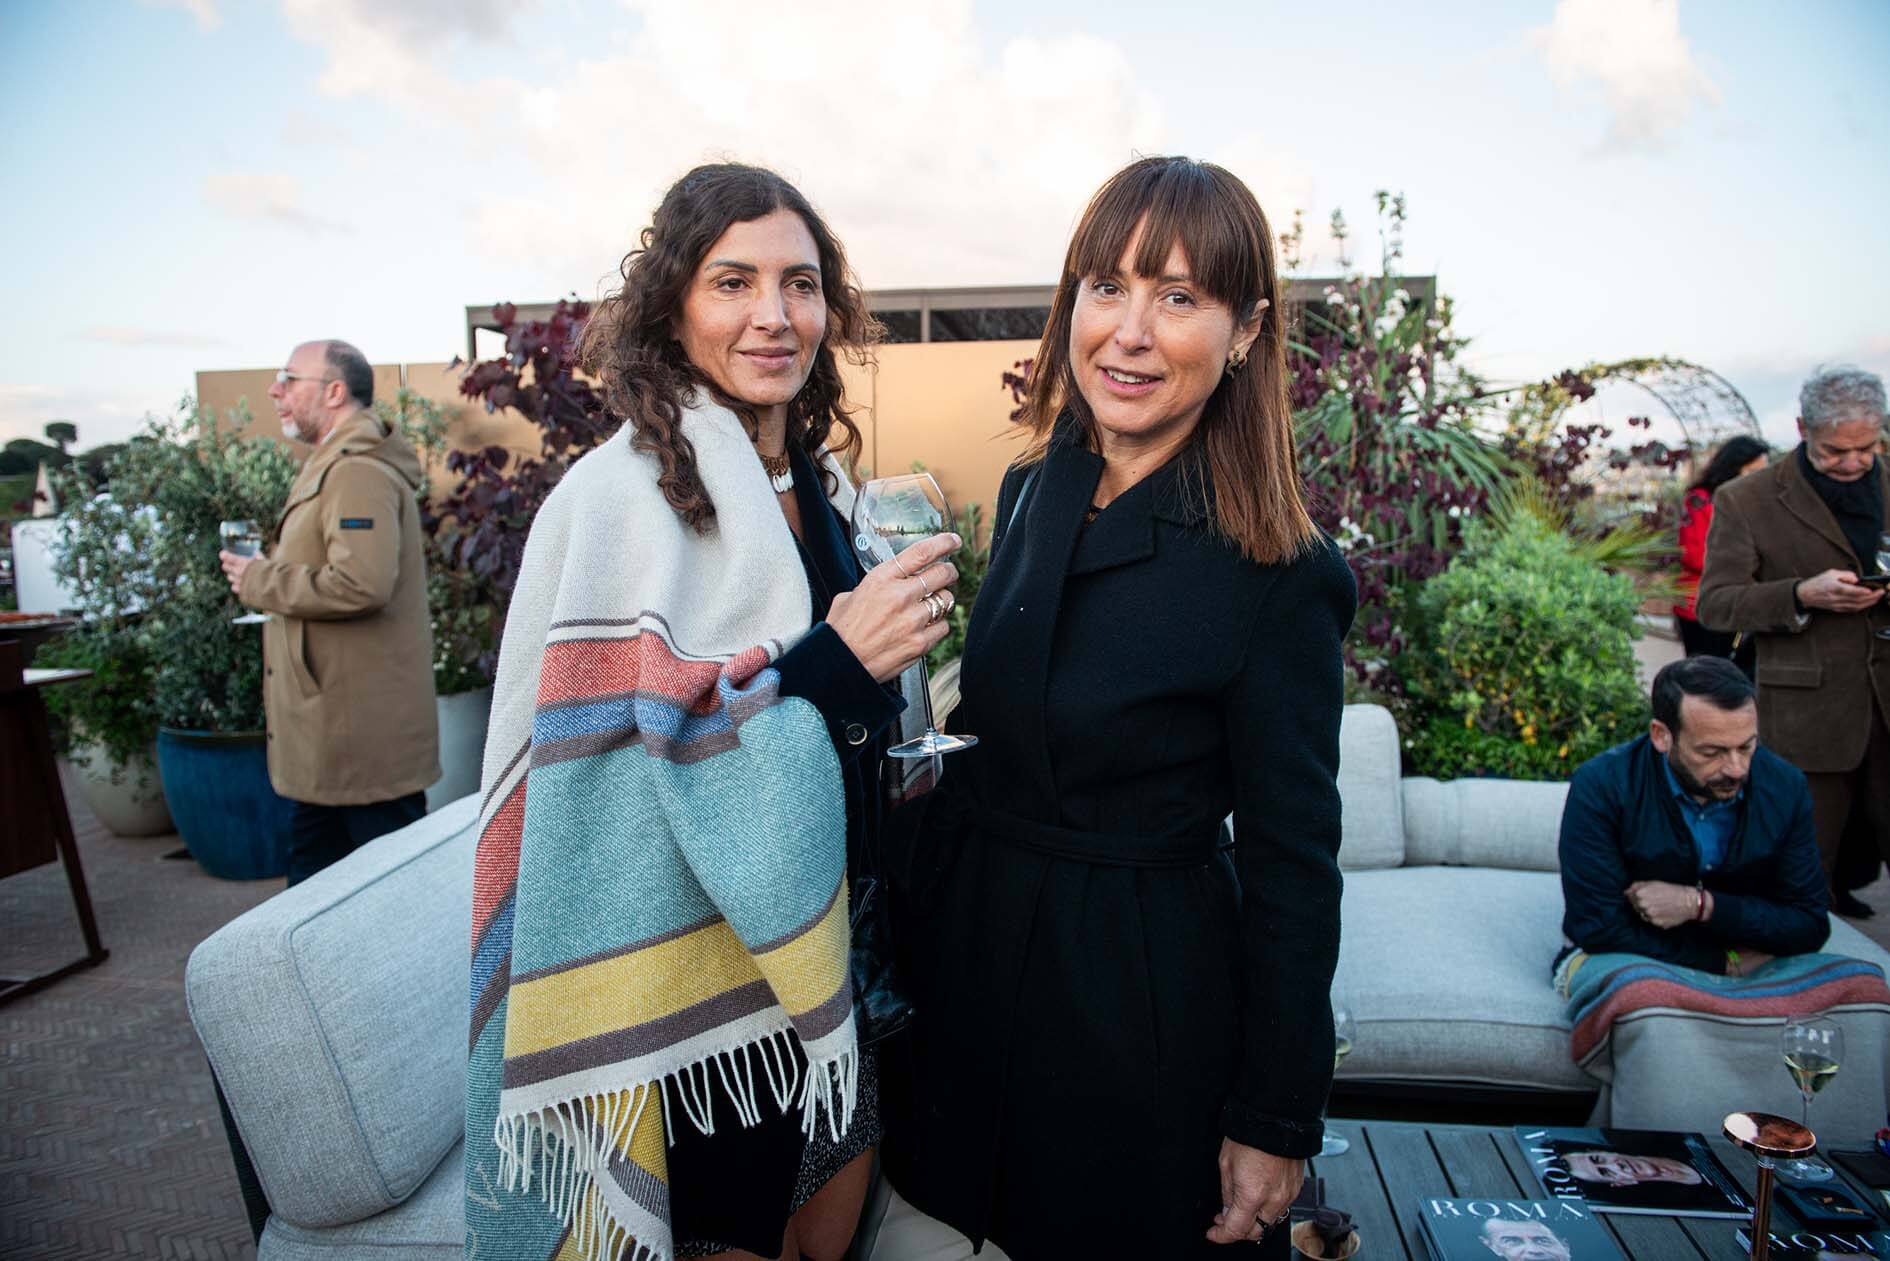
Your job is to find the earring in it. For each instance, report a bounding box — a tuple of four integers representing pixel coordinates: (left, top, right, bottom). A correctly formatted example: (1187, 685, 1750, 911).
(1226, 350, 1247, 375)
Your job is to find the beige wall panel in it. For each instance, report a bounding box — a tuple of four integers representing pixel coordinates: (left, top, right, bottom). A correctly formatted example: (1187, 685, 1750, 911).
(862, 340, 1036, 535)
(197, 369, 284, 438)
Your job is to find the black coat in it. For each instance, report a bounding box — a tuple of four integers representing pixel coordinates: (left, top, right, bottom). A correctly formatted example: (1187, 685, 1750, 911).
(1558, 735, 1830, 973)
(881, 431, 1357, 1260)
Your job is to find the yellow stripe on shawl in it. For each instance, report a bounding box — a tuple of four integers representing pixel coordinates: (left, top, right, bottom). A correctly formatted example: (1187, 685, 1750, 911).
(506, 919, 763, 1056)
(749, 882, 850, 1017)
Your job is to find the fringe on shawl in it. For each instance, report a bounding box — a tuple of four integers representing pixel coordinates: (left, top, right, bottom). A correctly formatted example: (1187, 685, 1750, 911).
(492, 1026, 859, 1261)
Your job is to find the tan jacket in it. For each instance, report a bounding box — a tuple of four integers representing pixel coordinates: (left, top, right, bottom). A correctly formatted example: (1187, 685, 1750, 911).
(1696, 452, 1890, 774)
(240, 410, 440, 805)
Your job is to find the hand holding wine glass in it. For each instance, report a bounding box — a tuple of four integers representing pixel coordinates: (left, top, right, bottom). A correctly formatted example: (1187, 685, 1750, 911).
(1778, 1015, 1842, 1181)
(218, 519, 271, 625)
(844, 472, 977, 758)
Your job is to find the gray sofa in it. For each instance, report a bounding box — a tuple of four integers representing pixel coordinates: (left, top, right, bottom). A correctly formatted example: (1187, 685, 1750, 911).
(186, 705, 1890, 1255)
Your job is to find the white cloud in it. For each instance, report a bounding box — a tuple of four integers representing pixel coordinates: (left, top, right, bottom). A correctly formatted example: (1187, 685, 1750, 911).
(202, 172, 354, 236)
(140, 0, 221, 32)
(80, 327, 226, 349)
(279, 0, 1174, 290)
(1530, 0, 1720, 152)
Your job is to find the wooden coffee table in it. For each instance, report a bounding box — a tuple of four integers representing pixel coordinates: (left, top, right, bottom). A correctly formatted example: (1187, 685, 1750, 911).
(1309, 1119, 1885, 1260)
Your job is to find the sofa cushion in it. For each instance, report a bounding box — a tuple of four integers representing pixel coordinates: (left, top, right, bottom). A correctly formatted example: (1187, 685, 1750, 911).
(260, 1139, 463, 1260)
(1401, 776, 1568, 870)
(187, 796, 478, 1229)
(1334, 704, 1405, 870)
(1334, 866, 1594, 1092)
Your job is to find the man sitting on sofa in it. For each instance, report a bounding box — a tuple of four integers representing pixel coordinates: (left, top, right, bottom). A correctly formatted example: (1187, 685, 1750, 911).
(1558, 656, 1830, 978)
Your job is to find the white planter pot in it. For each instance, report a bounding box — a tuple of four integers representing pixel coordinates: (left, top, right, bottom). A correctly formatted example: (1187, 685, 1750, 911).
(65, 741, 173, 837)
(428, 684, 494, 812)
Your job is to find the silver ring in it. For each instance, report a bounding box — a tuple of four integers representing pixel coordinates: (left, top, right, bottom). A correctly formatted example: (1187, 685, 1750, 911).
(917, 570, 933, 597)
(892, 552, 911, 578)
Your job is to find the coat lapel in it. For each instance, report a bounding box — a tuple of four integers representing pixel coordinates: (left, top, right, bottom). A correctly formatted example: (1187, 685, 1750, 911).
(965, 432, 1100, 806)
(1774, 451, 1867, 565)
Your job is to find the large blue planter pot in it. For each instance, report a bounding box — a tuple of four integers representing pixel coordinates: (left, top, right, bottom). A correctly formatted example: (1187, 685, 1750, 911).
(156, 728, 294, 880)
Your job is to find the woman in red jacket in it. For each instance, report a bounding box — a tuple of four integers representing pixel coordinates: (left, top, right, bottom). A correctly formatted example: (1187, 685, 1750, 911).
(1674, 434, 1769, 676)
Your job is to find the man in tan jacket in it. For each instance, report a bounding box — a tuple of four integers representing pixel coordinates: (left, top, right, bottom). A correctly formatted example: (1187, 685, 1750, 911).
(1697, 365, 1889, 896)
(220, 339, 439, 884)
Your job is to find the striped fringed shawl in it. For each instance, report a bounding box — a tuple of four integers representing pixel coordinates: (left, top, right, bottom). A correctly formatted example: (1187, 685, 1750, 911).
(465, 400, 860, 1261)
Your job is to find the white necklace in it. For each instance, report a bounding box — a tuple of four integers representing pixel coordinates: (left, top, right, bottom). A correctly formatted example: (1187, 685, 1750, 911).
(757, 448, 794, 494)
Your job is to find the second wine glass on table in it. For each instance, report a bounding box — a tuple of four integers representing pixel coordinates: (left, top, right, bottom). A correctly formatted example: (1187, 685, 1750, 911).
(1320, 1004, 1357, 1157)
(1778, 1015, 1842, 1181)
(850, 473, 977, 760)
(219, 519, 270, 625)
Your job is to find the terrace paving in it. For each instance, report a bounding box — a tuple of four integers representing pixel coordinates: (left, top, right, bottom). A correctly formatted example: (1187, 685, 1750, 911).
(2, 766, 1887, 1258)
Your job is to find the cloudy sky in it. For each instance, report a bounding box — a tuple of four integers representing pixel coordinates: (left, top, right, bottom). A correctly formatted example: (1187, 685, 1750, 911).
(3, 0, 1886, 451)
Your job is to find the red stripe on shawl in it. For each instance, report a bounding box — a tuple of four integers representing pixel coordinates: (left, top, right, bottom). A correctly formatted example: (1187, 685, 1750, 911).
(1571, 973, 1890, 1062)
(472, 779, 527, 944)
(537, 636, 726, 716)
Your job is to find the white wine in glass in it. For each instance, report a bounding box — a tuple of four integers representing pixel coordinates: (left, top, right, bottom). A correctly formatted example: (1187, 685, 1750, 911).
(850, 473, 976, 759)
(1320, 1005, 1356, 1157)
(219, 519, 270, 625)
(1778, 1016, 1842, 1181)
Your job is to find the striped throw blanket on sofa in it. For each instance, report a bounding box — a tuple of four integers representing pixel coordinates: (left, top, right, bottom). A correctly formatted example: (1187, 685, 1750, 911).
(1562, 949, 1890, 1066)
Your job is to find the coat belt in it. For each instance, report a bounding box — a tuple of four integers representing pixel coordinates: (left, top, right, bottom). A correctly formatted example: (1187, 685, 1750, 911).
(975, 807, 1217, 869)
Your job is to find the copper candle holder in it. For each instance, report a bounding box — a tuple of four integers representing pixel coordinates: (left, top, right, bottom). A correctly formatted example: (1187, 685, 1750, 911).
(1723, 1111, 1817, 1261)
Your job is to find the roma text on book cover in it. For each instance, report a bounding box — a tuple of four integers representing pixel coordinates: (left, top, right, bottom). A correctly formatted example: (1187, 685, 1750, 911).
(1417, 1197, 1625, 1261)
(1513, 1126, 1754, 1218)
(1732, 1226, 1890, 1258)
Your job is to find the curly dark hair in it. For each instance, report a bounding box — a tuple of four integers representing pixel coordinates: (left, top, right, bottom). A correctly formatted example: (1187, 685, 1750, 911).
(578, 163, 877, 531)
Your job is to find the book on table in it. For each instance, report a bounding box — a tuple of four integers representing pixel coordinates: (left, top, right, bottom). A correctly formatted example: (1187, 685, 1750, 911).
(1513, 1126, 1754, 1218)
(1732, 1226, 1890, 1258)
(1416, 1197, 1625, 1261)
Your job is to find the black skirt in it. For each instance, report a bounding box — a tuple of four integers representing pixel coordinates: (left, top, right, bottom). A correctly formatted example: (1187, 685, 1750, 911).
(672, 1041, 881, 1257)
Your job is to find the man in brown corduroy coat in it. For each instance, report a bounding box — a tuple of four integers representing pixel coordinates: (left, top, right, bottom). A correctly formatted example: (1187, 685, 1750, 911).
(220, 339, 439, 884)
(1697, 365, 1889, 898)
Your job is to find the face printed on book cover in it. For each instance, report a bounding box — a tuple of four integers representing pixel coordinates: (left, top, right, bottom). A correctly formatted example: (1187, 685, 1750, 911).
(1480, 1218, 1572, 1261)
(1564, 1150, 1704, 1186)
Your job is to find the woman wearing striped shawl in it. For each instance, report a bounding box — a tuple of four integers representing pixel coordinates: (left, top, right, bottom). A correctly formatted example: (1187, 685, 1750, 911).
(465, 164, 960, 1261)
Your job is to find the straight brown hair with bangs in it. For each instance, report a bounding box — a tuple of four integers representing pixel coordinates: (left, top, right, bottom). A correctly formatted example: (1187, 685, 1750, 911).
(1018, 155, 1316, 565)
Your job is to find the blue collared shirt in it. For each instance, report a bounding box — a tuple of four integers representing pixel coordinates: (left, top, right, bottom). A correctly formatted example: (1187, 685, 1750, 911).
(1662, 757, 1741, 873)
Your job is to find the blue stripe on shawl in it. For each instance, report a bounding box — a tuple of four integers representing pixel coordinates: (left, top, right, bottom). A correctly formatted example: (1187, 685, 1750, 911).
(471, 893, 514, 1004)
(532, 693, 736, 750)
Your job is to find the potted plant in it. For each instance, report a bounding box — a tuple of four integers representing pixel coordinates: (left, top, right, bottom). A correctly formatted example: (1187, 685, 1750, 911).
(42, 454, 171, 835)
(94, 401, 300, 878)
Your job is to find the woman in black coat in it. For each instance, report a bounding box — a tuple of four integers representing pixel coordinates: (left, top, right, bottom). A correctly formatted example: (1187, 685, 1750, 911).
(880, 156, 1357, 1260)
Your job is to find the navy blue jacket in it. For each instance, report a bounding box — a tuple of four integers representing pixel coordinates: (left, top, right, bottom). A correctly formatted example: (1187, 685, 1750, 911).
(1558, 734, 1830, 973)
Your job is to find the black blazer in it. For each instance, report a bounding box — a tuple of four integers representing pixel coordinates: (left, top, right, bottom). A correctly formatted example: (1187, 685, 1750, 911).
(882, 429, 1357, 1259)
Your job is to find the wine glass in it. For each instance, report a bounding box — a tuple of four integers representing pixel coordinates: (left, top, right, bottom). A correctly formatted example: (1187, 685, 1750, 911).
(219, 519, 270, 625)
(1874, 531, 1890, 641)
(1779, 1016, 1842, 1180)
(851, 473, 976, 759)
(1320, 1003, 1356, 1157)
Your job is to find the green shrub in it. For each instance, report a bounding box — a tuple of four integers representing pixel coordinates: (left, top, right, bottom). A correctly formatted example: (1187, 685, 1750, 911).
(50, 401, 298, 735)
(1401, 510, 1648, 780)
